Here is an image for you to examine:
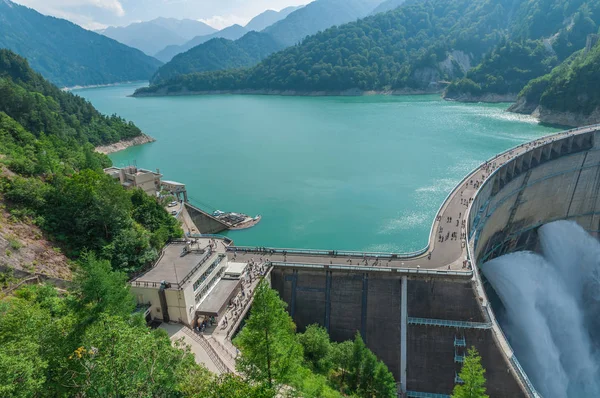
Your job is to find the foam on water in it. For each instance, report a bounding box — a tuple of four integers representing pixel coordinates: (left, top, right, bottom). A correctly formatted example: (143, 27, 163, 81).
(483, 221, 600, 398)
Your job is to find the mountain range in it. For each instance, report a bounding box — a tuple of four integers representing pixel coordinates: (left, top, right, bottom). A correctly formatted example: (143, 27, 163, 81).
(263, 0, 384, 47)
(152, 0, 387, 82)
(135, 0, 600, 126)
(98, 18, 217, 57)
(0, 0, 161, 88)
(154, 24, 250, 63)
(151, 32, 285, 84)
(245, 5, 303, 33)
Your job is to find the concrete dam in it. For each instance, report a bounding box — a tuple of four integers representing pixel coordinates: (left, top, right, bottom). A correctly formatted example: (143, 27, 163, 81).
(226, 124, 600, 397)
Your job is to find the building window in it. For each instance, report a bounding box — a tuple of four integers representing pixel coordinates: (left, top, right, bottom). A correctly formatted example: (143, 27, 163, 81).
(195, 268, 225, 304)
(193, 256, 224, 291)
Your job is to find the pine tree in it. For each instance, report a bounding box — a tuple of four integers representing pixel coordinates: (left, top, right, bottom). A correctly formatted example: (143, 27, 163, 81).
(233, 279, 302, 390)
(452, 347, 489, 398)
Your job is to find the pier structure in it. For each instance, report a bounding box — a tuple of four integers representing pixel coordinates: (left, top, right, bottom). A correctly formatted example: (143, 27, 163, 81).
(134, 124, 600, 397)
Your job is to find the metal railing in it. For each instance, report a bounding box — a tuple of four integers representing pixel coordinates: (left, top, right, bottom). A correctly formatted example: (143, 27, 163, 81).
(132, 248, 214, 290)
(182, 327, 232, 374)
(408, 317, 491, 329)
(407, 391, 451, 398)
(227, 246, 426, 259)
(187, 233, 234, 245)
(269, 261, 473, 277)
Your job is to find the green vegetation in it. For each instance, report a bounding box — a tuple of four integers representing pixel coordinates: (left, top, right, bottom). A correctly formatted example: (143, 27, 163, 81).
(0, 0, 161, 87)
(152, 32, 285, 84)
(516, 41, 600, 116)
(452, 347, 489, 398)
(138, 0, 600, 102)
(135, 0, 513, 96)
(445, 0, 600, 99)
(234, 280, 397, 397)
(0, 261, 272, 397)
(445, 40, 558, 99)
(0, 49, 181, 274)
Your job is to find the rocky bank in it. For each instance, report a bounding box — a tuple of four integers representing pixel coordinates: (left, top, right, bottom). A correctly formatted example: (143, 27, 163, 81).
(95, 133, 156, 155)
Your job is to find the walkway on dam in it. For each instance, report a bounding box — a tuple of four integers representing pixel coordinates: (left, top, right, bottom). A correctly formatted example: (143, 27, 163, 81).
(225, 125, 600, 271)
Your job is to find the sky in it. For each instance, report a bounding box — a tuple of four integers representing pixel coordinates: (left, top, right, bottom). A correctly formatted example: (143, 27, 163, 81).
(12, 0, 314, 30)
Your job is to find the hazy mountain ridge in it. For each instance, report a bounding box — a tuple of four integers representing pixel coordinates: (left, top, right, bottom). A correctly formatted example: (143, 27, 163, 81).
(245, 5, 303, 32)
(99, 18, 216, 56)
(151, 31, 285, 84)
(371, 0, 407, 15)
(0, 0, 161, 87)
(155, 24, 249, 62)
(264, 0, 384, 46)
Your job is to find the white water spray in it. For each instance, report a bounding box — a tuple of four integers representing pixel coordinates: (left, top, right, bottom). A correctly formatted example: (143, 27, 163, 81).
(483, 220, 600, 398)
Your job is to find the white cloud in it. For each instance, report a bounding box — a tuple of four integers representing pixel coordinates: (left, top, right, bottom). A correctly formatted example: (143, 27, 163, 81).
(13, 0, 123, 29)
(199, 14, 248, 30)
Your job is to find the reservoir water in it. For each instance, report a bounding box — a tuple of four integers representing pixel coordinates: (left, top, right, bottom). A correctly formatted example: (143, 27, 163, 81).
(74, 83, 559, 252)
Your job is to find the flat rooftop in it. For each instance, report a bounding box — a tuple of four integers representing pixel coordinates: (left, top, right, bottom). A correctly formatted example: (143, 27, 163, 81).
(133, 242, 214, 286)
(197, 278, 240, 316)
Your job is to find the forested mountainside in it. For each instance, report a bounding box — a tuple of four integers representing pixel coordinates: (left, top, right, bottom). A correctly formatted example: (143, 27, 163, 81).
(99, 18, 216, 56)
(0, 0, 162, 87)
(152, 32, 285, 84)
(155, 24, 249, 63)
(0, 49, 260, 396)
(263, 0, 384, 47)
(134, 0, 513, 96)
(0, 49, 180, 275)
(245, 6, 303, 32)
(508, 39, 600, 126)
(152, 0, 383, 82)
(444, 0, 600, 101)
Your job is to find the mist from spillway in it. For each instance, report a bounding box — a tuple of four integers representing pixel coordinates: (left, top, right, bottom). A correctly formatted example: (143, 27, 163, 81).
(483, 220, 600, 398)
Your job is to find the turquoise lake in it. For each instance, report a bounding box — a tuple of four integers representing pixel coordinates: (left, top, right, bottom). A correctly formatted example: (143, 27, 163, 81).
(74, 83, 560, 252)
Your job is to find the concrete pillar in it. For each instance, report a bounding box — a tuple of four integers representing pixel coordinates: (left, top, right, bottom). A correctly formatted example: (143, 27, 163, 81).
(361, 273, 368, 342)
(290, 269, 298, 318)
(325, 270, 332, 332)
(400, 275, 408, 394)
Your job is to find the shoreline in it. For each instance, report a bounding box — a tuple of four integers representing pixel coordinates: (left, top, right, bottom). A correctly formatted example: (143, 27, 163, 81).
(132, 87, 442, 98)
(63, 80, 147, 92)
(95, 133, 156, 155)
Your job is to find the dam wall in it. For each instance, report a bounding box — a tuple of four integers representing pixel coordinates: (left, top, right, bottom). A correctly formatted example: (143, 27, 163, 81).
(470, 129, 600, 264)
(184, 203, 230, 234)
(271, 265, 523, 397)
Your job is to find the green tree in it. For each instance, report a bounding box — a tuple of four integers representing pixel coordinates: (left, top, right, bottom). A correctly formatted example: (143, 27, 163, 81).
(0, 299, 49, 397)
(234, 279, 303, 390)
(73, 252, 135, 320)
(298, 324, 333, 373)
(330, 340, 353, 388)
(452, 347, 489, 398)
(64, 314, 198, 397)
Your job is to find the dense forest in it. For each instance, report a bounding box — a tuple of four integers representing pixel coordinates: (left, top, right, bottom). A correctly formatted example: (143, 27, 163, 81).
(509, 39, 600, 123)
(445, 0, 600, 100)
(152, 32, 285, 84)
(0, 49, 179, 274)
(0, 0, 161, 87)
(134, 0, 517, 96)
(137, 0, 600, 101)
